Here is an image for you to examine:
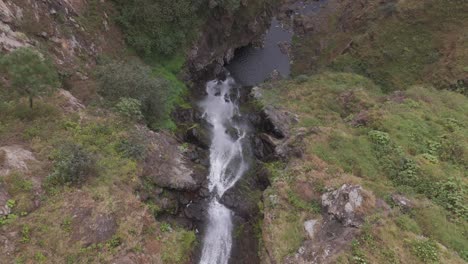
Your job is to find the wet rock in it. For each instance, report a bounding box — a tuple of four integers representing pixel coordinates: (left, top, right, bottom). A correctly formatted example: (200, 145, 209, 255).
(391, 194, 414, 211)
(278, 41, 291, 56)
(185, 125, 212, 150)
(0, 145, 37, 177)
(322, 184, 370, 228)
(253, 133, 277, 160)
(142, 130, 207, 191)
(262, 106, 299, 138)
(0, 186, 11, 216)
(184, 200, 207, 222)
(266, 69, 283, 82)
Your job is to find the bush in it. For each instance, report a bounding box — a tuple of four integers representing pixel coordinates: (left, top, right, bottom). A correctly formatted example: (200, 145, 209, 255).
(115, 134, 147, 161)
(114, 97, 144, 121)
(47, 143, 96, 186)
(96, 60, 171, 127)
(411, 239, 439, 263)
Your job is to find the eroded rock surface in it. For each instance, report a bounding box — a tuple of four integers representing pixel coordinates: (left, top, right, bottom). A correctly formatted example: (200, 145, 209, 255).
(285, 184, 376, 264)
(0, 185, 11, 216)
(142, 130, 207, 191)
(322, 184, 368, 228)
(0, 145, 37, 177)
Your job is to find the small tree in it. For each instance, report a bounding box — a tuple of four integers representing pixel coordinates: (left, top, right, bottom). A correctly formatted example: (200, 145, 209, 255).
(0, 48, 59, 108)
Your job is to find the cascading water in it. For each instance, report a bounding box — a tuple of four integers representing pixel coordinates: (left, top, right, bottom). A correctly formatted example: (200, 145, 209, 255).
(199, 77, 249, 264)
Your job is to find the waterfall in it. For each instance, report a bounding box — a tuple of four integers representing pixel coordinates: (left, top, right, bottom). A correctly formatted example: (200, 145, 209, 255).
(199, 77, 248, 264)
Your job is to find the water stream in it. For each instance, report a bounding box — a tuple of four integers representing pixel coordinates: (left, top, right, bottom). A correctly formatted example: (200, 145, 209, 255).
(198, 2, 328, 262)
(199, 78, 249, 264)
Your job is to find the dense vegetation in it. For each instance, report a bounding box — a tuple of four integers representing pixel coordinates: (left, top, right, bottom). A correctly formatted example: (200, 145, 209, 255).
(112, 0, 243, 57)
(95, 60, 173, 128)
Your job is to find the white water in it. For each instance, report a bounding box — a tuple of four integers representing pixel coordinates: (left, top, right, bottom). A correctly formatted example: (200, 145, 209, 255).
(199, 77, 248, 264)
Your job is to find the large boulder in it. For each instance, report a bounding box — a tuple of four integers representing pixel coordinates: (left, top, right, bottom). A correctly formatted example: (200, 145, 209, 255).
(142, 130, 207, 191)
(322, 184, 371, 227)
(71, 206, 117, 247)
(285, 185, 376, 264)
(57, 89, 85, 113)
(0, 145, 37, 177)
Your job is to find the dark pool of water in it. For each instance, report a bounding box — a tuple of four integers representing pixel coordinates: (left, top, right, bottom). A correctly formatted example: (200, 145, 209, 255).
(226, 0, 327, 86)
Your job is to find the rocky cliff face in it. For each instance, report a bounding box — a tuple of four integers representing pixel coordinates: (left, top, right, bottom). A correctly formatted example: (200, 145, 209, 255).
(187, 0, 280, 80)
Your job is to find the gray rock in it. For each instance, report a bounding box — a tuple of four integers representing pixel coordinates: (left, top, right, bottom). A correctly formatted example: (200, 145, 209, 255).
(71, 207, 117, 247)
(304, 219, 318, 240)
(322, 184, 366, 227)
(0, 145, 37, 177)
(262, 105, 299, 138)
(142, 129, 207, 191)
(391, 194, 414, 211)
(0, 186, 11, 216)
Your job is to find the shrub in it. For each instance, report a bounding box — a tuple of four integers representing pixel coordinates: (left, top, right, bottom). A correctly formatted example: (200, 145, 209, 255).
(115, 134, 147, 161)
(96, 60, 171, 127)
(114, 98, 144, 121)
(47, 143, 96, 186)
(0, 48, 58, 108)
(368, 130, 390, 146)
(411, 239, 439, 263)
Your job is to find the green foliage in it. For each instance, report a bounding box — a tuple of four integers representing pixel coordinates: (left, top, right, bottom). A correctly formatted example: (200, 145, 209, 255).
(414, 206, 468, 261)
(115, 135, 147, 161)
(33, 252, 47, 263)
(47, 143, 96, 186)
(411, 239, 439, 263)
(96, 60, 172, 128)
(20, 225, 31, 243)
(368, 130, 390, 146)
(61, 216, 72, 233)
(351, 240, 368, 264)
(160, 222, 172, 233)
(3, 173, 33, 194)
(0, 48, 59, 108)
(114, 98, 144, 121)
(112, 0, 202, 56)
(0, 213, 18, 226)
(106, 235, 122, 249)
(287, 190, 321, 214)
(433, 178, 467, 220)
(161, 229, 196, 263)
(6, 199, 16, 209)
(395, 214, 421, 234)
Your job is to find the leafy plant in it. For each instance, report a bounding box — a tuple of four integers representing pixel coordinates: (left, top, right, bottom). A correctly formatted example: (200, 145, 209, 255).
(411, 239, 439, 263)
(20, 225, 31, 243)
(114, 97, 144, 121)
(47, 143, 96, 186)
(160, 222, 172, 233)
(106, 235, 122, 249)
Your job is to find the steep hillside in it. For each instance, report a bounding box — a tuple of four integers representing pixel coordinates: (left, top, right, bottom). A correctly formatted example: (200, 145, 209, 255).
(252, 0, 468, 263)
